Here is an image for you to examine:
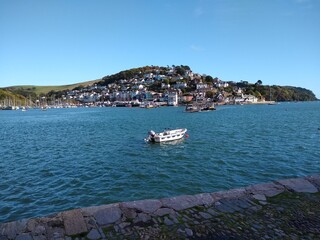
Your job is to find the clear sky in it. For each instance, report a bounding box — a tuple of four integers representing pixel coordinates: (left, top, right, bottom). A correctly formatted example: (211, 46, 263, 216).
(1, 0, 319, 98)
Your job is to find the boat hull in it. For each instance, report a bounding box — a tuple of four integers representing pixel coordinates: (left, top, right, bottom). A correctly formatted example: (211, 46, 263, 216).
(146, 128, 187, 143)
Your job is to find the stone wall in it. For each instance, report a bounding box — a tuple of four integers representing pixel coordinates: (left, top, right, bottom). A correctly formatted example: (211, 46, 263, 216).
(1, 174, 320, 239)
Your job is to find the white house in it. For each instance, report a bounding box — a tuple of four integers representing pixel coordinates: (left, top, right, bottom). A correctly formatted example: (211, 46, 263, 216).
(174, 82, 187, 89)
(243, 94, 258, 103)
(196, 83, 208, 90)
(161, 83, 170, 89)
(167, 92, 178, 106)
(215, 81, 229, 88)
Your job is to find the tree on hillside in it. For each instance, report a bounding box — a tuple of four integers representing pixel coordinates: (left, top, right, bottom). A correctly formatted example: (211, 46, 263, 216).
(205, 90, 214, 98)
(175, 66, 186, 76)
(205, 75, 214, 83)
(255, 80, 263, 85)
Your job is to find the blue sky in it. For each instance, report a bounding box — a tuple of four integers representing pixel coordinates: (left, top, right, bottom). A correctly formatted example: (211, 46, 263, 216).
(1, 0, 319, 98)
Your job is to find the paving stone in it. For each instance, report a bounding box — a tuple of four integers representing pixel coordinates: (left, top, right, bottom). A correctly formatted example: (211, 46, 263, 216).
(169, 214, 179, 224)
(46, 227, 65, 240)
(246, 182, 285, 197)
(86, 229, 101, 240)
(185, 228, 193, 236)
(33, 225, 46, 236)
(220, 199, 244, 212)
(207, 207, 220, 216)
(252, 194, 267, 201)
(121, 207, 137, 219)
(233, 198, 254, 209)
(161, 195, 199, 211)
(15, 233, 33, 240)
(199, 212, 212, 219)
(214, 201, 236, 213)
(32, 235, 46, 240)
(0, 222, 18, 239)
(306, 175, 320, 190)
(118, 222, 131, 229)
(154, 208, 174, 217)
(92, 206, 122, 226)
(26, 219, 37, 233)
(134, 213, 151, 223)
(211, 188, 247, 202)
(163, 217, 174, 226)
(194, 193, 215, 206)
(277, 178, 318, 193)
(62, 209, 87, 236)
(120, 199, 162, 214)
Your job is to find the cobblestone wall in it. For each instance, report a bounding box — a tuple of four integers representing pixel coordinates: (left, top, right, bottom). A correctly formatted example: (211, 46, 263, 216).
(1, 174, 320, 239)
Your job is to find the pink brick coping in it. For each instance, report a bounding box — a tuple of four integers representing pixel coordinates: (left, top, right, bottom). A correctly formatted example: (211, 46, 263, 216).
(0, 174, 319, 239)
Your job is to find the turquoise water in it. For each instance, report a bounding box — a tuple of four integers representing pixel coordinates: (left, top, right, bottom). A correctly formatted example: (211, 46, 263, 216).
(1, 102, 320, 222)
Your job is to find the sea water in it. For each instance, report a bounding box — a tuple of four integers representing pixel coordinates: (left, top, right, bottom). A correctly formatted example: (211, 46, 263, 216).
(0, 102, 319, 222)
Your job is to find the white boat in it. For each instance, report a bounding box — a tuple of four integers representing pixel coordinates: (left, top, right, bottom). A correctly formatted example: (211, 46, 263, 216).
(145, 128, 188, 143)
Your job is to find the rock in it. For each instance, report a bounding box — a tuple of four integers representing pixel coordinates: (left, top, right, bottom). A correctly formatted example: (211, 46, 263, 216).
(277, 178, 318, 193)
(161, 195, 199, 211)
(93, 206, 122, 226)
(214, 201, 236, 213)
(252, 194, 267, 201)
(194, 193, 215, 206)
(121, 207, 137, 219)
(34, 225, 46, 235)
(32, 235, 47, 240)
(87, 229, 101, 240)
(207, 208, 220, 216)
(163, 217, 174, 226)
(306, 175, 320, 190)
(120, 199, 162, 214)
(211, 188, 247, 201)
(246, 182, 285, 197)
(15, 233, 33, 240)
(185, 228, 193, 236)
(46, 226, 65, 240)
(0, 222, 18, 239)
(233, 198, 254, 209)
(118, 222, 131, 229)
(199, 212, 212, 219)
(134, 213, 151, 223)
(62, 209, 87, 236)
(154, 208, 174, 217)
(26, 219, 37, 233)
(215, 199, 243, 213)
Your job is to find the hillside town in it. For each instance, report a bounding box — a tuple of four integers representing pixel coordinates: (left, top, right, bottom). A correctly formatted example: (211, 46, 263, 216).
(1, 65, 317, 110)
(48, 65, 263, 108)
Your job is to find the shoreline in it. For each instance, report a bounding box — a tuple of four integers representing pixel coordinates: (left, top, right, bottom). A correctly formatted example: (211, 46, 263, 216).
(1, 174, 319, 239)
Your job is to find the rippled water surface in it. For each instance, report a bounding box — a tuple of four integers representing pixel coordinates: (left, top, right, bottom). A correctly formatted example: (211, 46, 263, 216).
(1, 102, 320, 222)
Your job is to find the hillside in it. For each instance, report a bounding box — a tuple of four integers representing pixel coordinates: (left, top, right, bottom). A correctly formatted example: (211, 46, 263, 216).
(1, 66, 318, 103)
(3, 79, 102, 97)
(0, 89, 27, 103)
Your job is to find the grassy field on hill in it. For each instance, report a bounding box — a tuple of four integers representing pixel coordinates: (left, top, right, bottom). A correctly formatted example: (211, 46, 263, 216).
(4, 79, 102, 95)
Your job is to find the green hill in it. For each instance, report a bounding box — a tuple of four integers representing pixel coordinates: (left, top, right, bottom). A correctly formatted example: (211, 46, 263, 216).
(3, 79, 101, 95)
(0, 89, 27, 104)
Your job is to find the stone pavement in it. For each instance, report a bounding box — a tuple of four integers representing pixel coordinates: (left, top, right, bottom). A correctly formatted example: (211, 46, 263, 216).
(1, 174, 320, 239)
